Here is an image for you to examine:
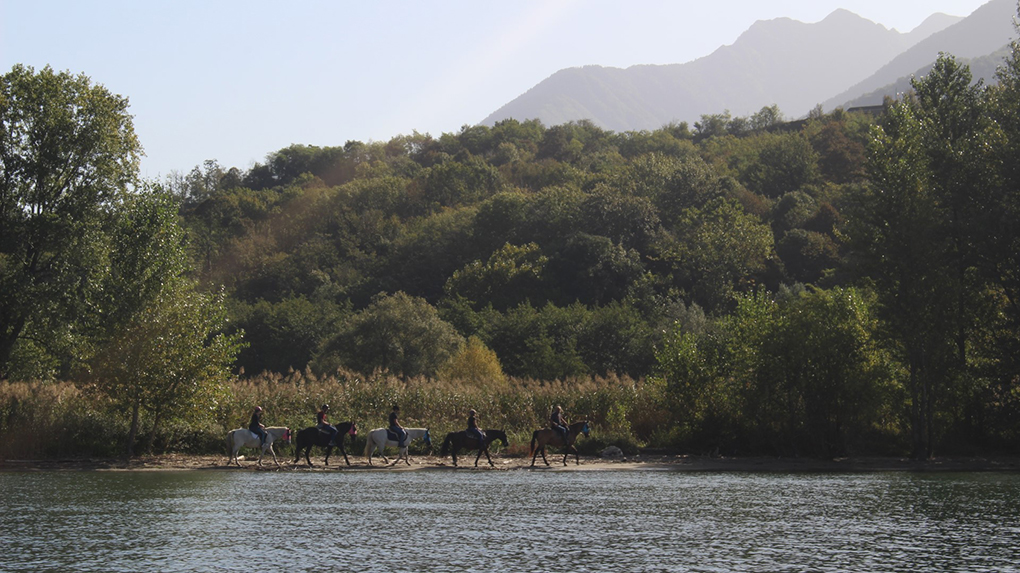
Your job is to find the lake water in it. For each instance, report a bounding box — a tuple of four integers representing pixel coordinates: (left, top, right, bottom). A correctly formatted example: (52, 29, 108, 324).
(1, 468, 1019, 572)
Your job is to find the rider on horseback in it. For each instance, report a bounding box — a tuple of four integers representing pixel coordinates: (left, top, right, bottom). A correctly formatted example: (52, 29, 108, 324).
(550, 405, 569, 445)
(316, 404, 339, 446)
(466, 409, 485, 448)
(249, 406, 267, 446)
(389, 405, 407, 448)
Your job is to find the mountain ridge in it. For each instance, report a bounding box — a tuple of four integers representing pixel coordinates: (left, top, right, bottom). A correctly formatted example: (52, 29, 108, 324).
(823, 0, 1017, 112)
(481, 3, 1011, 130)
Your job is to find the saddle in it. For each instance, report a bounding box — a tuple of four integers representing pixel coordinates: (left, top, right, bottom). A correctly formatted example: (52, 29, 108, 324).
(386, 429, 405, 443)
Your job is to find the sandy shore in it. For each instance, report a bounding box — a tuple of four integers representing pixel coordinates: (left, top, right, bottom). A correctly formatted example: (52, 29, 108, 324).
(3, 452, 1019, 473)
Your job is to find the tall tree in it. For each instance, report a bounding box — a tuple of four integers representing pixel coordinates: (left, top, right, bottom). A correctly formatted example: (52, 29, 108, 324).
(0, 65, 141, 377)
(983, 16, 1020, 442)
(84, 189, 244, 456)
(854, 55, 995, 458)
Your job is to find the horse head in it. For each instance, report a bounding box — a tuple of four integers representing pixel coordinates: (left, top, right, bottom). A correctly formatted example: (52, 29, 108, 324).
(348, 422, 357, 436)
(283, 428, 292, 443)
(581, 421, 590, 438)
(492, 429, 509, 447)
(424, 429, 432, 449)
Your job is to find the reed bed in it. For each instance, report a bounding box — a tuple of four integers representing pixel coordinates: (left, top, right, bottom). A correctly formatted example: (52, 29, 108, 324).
(1, 370, 670, 459)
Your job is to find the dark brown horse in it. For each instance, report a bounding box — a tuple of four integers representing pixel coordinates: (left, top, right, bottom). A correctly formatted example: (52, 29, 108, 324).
(439, 429, 509, 467)
(293, 421, 357, 466)
(530, 420, 590, 466)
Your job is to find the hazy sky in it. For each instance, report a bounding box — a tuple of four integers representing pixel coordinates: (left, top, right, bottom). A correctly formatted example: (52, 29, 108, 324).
(1, 1, 994, 179)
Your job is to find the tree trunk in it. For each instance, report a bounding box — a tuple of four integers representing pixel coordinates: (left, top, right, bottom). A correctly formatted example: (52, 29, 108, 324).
(909, 360, 926, 460)
(126, 400, 141, 457)
(0, 314, 28, 377)
(145, 407, 164, 455)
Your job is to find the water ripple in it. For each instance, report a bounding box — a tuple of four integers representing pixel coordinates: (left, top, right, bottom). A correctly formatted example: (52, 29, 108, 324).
(2, 470, 1019, 572)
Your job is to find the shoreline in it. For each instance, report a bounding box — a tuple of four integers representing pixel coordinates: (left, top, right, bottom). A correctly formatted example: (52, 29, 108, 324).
(3, 453, 1020, 473)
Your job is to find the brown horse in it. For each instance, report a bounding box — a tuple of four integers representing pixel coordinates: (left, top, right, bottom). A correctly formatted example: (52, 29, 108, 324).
(530, 420, 590, 466)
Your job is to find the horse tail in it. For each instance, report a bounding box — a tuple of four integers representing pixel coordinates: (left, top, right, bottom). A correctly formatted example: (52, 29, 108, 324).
(226, 431, 233, 460)
(363, 433, 372, 458)
(440, 433, 452, 457)
(530, 430, 539, 457)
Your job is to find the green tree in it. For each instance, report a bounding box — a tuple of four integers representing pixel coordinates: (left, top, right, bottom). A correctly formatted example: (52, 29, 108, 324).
(694, 111, 732, 141)
(749, 104, 785, 130)
(655, 287, 896, 456)
(854, 55, 996, 458)
(0, 65, 142, 377)
(313, 292, 464, 378)
(480, 302, 588, 380)
(444, 242, 547, 311)
(659, 199, 774, 311)
(409, 157, 506, 215)
(983, 16, 1020, 442)
(232, 292, 349, 375)
(85, 189, 244, 455)
(741, 132, 820, 198)
(775, 229, 841, 284)
(546, 233, 645, 306)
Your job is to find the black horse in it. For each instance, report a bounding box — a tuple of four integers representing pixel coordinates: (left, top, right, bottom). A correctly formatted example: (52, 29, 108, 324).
(293, 421, 357, 466)
(439, 428, 509, 467)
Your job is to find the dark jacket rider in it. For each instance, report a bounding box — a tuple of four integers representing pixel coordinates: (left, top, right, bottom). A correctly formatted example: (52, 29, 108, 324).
(249, 406, 267, 446)
(316, 404, 339, 445)
(389, 405, 407, 447)
(550, 405, 569, 445)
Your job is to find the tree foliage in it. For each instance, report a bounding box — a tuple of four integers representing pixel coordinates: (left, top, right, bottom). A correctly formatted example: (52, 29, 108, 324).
(0, 65, 141, 377)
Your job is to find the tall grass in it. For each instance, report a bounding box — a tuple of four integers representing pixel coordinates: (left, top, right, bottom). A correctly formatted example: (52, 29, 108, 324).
(2, 370, 669, 459)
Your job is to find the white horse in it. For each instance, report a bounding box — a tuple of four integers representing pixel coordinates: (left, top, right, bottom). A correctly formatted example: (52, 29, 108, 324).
(227, 426, 291, 467)
(363, 427, 432, 466)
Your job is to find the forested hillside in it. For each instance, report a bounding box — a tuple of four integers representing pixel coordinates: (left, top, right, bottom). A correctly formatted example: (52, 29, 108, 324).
(171, 104, 849, 382)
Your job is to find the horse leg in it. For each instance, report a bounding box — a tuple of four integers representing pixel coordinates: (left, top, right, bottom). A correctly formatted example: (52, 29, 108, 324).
(341, 445, 351, 466)
(229, 434, 243, 467)
(530, 444, 546, 466)
(324, 445, 332, 466)
(562, 445, 577, 466)
(474, 446, 484, 467)
(392, 446, 410, 466)
(269, 445, 280, 467)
